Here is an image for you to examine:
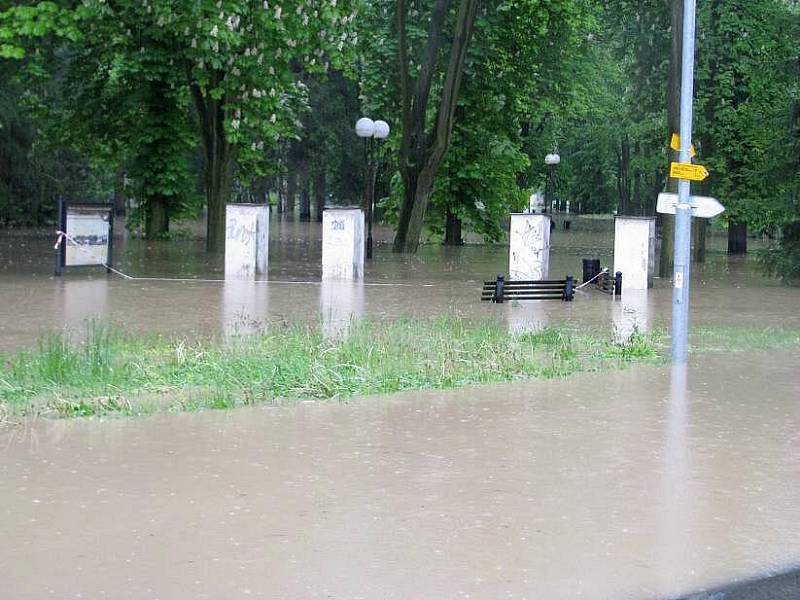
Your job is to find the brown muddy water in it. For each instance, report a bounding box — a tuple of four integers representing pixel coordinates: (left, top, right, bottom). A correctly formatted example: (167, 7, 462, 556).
(1, 349, 799, 599)
(1, 218, 800, 598)
(0, 218, 797, 350)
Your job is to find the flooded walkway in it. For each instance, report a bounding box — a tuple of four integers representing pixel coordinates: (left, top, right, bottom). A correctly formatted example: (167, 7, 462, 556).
(2, 348, 799, 599)
(1, 221, 798, 351)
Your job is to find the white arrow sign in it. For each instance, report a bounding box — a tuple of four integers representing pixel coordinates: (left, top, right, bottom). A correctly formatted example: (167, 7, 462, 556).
(657, 192, 725, 218)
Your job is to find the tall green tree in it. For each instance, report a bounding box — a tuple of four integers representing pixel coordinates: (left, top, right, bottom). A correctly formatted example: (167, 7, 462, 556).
(2, 0, 356, 250)
(358, 0, 589, 249)
(430, 0, 589, 244)
(695, 0, 797, 256)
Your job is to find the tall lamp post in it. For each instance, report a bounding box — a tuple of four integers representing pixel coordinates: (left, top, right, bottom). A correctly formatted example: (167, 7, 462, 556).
(544, 153, 560, 214)
(355, 117, 390, 259)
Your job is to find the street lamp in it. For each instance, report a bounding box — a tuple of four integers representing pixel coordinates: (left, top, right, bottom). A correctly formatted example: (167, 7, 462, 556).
(544, 152, 560, 214)
(355, 117, 390, 259)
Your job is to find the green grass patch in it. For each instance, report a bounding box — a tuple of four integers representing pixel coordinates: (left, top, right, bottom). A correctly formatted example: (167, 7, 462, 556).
(1, 318, 665, 419)
(691, 326, 800, 352)
(2, 318, 798, 420)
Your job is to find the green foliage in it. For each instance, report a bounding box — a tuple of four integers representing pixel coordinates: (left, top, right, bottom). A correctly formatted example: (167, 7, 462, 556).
(1, 0, 359, 236)
(1, 318, 664, 417)
(359, 0, 590, 241)
(695, 0, 798, 229)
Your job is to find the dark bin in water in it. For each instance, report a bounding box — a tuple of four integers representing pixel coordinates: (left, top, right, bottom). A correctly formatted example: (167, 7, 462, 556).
(582, 258, 601, 284)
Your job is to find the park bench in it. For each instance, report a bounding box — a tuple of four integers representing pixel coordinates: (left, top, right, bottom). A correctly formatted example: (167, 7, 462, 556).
(481, 275, 575, 303)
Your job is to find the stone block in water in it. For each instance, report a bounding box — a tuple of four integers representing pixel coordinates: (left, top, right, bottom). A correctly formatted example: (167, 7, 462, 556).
(613, 217, 656, 290)
(509, 213, 551, 281)
(225, 204, 269, 280)
(322, 208, 365, 281)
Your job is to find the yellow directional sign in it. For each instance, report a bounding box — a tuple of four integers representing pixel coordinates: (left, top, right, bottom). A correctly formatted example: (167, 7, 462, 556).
(670, 133, 696, 158)
(670, 161, 709, 182)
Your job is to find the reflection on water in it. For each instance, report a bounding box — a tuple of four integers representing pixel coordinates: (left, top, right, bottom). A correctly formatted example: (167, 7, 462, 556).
(319, 279, 364, 339)
(657, 364, 691, 589)
(61, 277, 109, 328)
(506, 301, 550, 335)
(222, 281, 269, 339)
(613, 289, 651, 343)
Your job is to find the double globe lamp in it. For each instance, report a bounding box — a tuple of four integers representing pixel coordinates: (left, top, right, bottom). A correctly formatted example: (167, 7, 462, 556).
(355, 117, 390, 259)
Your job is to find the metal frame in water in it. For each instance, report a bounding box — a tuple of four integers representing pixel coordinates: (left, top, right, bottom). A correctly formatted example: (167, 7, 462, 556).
(54, 195, 114, 277)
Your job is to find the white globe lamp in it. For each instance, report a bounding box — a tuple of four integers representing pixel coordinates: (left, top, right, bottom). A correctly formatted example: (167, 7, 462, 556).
(355, 117, 376, 138)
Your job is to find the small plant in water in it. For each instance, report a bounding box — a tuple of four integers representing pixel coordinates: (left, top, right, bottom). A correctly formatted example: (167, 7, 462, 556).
(608, 327, 661, 360)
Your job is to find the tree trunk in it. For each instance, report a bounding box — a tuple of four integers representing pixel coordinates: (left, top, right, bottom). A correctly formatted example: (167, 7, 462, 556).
(692, 219, 707, 262)
(617, 135, 631, 215)
(395, 167, 437, 253)
(313, 167, 325, 222)
(660, 0, 683, 277)
(276, 175, 285, 213)
(728, 222, 747, 254)
(205, 141, 235, 252)
(392, 0, 479, 253)
(286, 171, 296, 216)
(444, 209, 463, 245)
(145, 195, 169, 239)
(393, 171, 417, 252)
(299, 170, 311, 221)
(113, 171, 127, 217)
(190, 77, 236, 253)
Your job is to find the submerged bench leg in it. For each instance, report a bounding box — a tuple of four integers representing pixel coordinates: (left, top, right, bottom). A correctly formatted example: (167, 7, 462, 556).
(563, 275, 575, 301)
(494, 275, 505, 303)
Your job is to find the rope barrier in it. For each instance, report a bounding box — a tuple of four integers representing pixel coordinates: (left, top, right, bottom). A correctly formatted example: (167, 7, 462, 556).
(54, 230, 435, 287)
(574, 267, 609, 291)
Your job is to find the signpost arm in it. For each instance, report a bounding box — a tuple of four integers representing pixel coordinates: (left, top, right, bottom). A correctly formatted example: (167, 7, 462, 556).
(671, 0, 697, 364)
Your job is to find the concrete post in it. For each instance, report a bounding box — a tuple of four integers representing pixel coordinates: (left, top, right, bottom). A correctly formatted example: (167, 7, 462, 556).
(322, 208, 365, 280)
(509, 213, 551, 281)
(613, 217, 656, 290)
(225, 204, 269, 280)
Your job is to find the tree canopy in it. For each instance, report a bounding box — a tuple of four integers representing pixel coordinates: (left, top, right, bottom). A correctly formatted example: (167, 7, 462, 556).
(1, 0, 798, 278)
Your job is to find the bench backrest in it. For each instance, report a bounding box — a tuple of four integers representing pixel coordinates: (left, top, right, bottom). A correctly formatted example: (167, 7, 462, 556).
(481, 276, 574, 303)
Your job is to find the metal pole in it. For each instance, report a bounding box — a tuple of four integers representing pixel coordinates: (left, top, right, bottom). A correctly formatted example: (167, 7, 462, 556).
(54, 195, 65, 277)
(545, 165, 553, 213)
(365, 137, 374, 259)
(671, 0, 697, 363)
(106, 206, 114, 274)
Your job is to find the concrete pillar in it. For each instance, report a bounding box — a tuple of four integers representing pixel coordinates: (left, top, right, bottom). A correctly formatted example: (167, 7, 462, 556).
(613, 216, 656, 290)
(225, 204, 269, 279)
(322, 208, 364, 280)
(509, 213, 551, 281)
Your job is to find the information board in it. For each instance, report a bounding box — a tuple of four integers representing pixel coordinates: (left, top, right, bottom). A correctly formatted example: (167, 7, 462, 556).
(64, 206, 112, 266)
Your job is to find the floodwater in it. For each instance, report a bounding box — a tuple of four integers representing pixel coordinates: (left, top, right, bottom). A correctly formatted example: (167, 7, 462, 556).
(1, 217, 798, 351)
(2, 349, 799, 599)
(2, 216, 800, 598)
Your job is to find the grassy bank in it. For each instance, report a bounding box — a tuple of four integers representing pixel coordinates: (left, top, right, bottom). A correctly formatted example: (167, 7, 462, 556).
(1, 318, 661, 419)
(2, 319, 798, 420)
